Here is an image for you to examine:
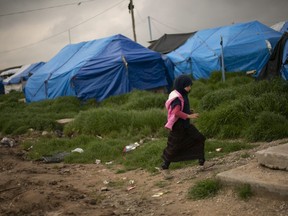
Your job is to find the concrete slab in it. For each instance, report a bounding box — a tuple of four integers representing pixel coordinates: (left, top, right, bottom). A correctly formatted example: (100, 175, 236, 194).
(256, 143, 288, 171)
(216, 162, 288, 198)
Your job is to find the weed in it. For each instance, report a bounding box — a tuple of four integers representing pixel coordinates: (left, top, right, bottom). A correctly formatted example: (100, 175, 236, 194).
(236, 184, 253, 200)
(187, 178, 221, 200)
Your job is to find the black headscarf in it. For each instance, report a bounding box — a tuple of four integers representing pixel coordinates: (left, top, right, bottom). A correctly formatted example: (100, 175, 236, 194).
(171, 75, 193, 128)
(174, 75, 193, 96)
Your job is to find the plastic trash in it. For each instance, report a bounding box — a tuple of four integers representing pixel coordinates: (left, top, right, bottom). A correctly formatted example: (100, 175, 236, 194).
(152, 192, 164, 198)
(1, 137, 15, 147)
(71, 148, 84, 153)
(129, 180, 135, 185)
(123, 142, 140, 153)
(127, 186, 136, 191)
(103, 180, 109, 185)
(42, 152, 70, 163)
(105, 161, 113, 165)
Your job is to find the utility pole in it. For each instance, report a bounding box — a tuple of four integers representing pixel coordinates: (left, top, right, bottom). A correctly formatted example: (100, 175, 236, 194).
(128, 0, 137, 42)
(148, 16, 152, 41)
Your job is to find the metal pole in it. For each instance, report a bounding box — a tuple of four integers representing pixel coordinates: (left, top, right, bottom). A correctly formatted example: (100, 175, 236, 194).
(148, 16, 152, 41)
(220, 35, 225, 82)
(68, 29, 71, 44)
(129, 0, 137, 42)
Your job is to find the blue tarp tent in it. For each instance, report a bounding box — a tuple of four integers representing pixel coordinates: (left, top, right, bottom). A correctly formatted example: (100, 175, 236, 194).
(3, 62, 44, 94)
(167, 20, 282, 79)
(271, 21, 288, 34)
(3, 62, 45, 85)
(25, 34, 168, 103)
(258, 32, 288, 80)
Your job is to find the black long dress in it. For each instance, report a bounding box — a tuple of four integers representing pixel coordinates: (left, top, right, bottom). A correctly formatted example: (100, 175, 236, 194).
(162, 75, 206, 164)
(162, 120, 205, 163)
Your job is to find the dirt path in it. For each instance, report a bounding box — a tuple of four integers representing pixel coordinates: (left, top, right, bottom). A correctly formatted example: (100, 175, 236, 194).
(1, 139, 288, 216)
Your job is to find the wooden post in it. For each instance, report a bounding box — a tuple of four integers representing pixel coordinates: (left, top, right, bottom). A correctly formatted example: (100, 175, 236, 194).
(128, 0, 137, 42)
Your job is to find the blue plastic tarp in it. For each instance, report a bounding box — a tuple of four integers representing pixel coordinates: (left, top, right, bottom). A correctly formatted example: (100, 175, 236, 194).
(167, 20, 282, 79)
(281, 37, 288, 80)
(3, 62, 45, 85)
(25, 34, 168, 103)
(280, 22, 288, 33)
(0, 78, 4, 94)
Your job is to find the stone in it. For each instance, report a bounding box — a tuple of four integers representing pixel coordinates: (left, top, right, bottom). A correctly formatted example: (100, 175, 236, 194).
(256, 143, 288, 171)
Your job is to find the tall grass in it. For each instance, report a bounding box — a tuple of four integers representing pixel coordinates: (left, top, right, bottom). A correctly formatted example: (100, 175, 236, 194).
(64, 108, 166, 139)
(197, 77, 288, 141)
(243, 111, 288, 142)
(0, 94, 95, 135)
(100, 90, 166, 110)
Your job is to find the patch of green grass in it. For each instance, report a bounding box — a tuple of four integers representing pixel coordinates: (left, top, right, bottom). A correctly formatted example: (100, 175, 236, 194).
(0, 95, 95, 135)
(236, 184, 253, 200)
(100, 90, 167, 111)
(243, 111, 288, 142)
(200, 88, 237, 111)
(187, 178, 221, 200)
(22, 135, 130, 163)
(0, 91, 24, 103)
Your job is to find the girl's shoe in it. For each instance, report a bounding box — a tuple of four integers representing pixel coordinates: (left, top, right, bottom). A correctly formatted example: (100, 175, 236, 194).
(160, 169, 173, 180)
(197, 162, 215, 172)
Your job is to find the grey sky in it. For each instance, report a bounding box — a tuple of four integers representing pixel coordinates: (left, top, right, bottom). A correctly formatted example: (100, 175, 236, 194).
(0, 0, 287, 69)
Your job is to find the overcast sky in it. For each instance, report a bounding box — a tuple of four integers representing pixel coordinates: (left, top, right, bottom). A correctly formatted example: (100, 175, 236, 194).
(0, 0, 287, 69)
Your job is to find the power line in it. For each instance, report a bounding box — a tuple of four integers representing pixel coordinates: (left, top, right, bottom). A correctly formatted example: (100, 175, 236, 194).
(70, 0, 126, 30)
(0, 30, 68, 54)
(0, 0, 126, 54)
(150, 16, 185, 33)
(0, 0, 98, 17)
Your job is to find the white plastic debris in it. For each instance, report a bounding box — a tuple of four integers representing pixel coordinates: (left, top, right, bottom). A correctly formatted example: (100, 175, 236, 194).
(216, 148, 222, 152)
(152, 192, 164, 198)
(105, 161, 113, 165)
(95, 159, 101, 164)
(127, 186, 136, 191)
(100, 187, 109, 191)
(123, 142, 140, 153)
(1, 137, 15, 147)
(71, 148, 84, 153)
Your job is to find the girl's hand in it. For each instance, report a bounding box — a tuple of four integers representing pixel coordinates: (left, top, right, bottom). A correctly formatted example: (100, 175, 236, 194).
(188, 113, 199, 119)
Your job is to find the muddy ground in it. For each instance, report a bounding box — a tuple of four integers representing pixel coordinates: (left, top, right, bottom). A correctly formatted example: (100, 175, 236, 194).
(1, 137, 288, 216)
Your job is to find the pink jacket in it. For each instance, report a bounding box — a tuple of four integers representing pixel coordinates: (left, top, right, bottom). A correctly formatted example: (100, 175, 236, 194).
(165, 90, 184, 130)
